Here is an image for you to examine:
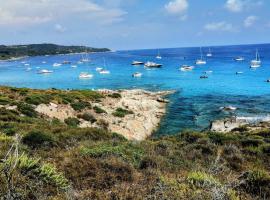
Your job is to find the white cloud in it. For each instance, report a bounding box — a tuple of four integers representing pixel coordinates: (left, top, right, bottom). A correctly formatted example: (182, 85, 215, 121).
(244, 15, 258, 27)
(54, 24, 66, 33)
(0, 0, 126, 26)
(165, 0, 188, 15)
(225, 0, 244, 12)
(204, 21, 234, 32)
(225, 0, 263, 13)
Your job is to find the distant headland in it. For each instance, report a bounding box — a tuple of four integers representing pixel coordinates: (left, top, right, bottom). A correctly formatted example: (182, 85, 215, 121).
(0, 43, 110, 60)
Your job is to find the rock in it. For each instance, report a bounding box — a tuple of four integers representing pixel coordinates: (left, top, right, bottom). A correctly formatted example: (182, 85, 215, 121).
(211, 117, 248, 132)
(157, 97, 169, 103)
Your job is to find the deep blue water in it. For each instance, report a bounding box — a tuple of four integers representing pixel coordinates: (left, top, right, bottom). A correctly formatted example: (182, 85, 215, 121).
(1, 43, 270, 135)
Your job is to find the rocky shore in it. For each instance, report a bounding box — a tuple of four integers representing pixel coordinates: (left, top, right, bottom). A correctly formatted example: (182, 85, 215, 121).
(210, 116, 270, 132)
(35, 89, 173, 140)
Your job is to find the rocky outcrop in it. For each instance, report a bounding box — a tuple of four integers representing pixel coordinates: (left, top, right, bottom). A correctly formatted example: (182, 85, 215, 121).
(210, 117, 248, 132)
(35, 89, 173, 141)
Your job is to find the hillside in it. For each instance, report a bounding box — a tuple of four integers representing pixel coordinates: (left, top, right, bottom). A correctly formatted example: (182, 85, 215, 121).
(0, 44, 110, 60)
(0, 86, 269, 200)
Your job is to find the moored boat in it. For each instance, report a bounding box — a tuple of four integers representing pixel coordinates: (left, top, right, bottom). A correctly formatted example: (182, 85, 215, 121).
(37, 69, 53, 74)
(180, 65, 194, 71)
(144, 61, 162, 68)
(250, 49, 261, 68)
(79, 72, 93, 79)
(132, 61, 144, 65)
(195, 47, 207, 65)
(132, 72, 142, 77)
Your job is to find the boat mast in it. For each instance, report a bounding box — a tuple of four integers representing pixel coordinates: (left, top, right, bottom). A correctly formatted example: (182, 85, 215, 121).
(200, 47, 203, 60)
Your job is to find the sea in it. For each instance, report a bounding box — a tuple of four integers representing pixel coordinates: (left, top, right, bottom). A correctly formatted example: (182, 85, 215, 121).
(1, 43, 270, 136)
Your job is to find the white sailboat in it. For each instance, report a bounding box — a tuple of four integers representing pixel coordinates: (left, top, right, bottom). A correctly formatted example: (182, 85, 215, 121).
(99, 58, 110, 74)
(206, 48, 212, 57)
(196, 47, 207, 65)
(156, 50, 162, 59)
(250, 49, 261, 68)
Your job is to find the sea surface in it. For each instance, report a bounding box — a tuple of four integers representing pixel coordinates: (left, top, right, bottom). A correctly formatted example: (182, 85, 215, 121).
(1, 43, 270, 136)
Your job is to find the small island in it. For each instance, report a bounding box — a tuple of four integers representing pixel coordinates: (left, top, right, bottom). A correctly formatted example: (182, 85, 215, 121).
(0, 43, 110, 60)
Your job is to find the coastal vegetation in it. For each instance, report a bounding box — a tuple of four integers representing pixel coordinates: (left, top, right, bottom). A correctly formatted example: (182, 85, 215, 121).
(0, 44, 110, 60)
(0, 86, 269, 199)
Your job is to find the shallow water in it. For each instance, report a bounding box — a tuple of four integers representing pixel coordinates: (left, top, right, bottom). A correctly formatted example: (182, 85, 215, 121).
(1, 43, 270, 135)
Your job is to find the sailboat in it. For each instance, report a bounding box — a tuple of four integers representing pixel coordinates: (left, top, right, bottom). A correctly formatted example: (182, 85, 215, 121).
(206, 48, 212, 57)
(156, 50, 162, 59)
(196, 47, 207, 65)
(99, 58, 110, 74)
(80, 48, 90, 62)
(250, 49, 261, 68)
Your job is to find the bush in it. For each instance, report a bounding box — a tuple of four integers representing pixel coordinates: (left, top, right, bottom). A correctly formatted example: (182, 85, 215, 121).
(112, 108, 134, 118)
(80, 142, 144, 166)
(208, 132, 237, 145)
(25, 94, 52, 105)
(181, 131, 205, 143)
(241, 138, 263, 147)
(108, 93, 121, 98)
(71, 101, 91, 111)
(22, 131, 55, 148)
(64, 117, 80, 127)
(187, 171, 220, 188)
(17, 102, 38, 117)
(93, 106, 107, 114)
(0, 108, 21, 122)
(77, 112, 97, 123)
(261, 144, 270, 154)
(0, 96, 11, 105)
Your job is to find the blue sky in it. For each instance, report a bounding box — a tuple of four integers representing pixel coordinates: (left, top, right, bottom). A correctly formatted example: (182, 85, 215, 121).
(0, 0, 269, 50)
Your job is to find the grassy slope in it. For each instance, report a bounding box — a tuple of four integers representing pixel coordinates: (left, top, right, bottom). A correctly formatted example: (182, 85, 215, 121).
(0, 86, 269, 200)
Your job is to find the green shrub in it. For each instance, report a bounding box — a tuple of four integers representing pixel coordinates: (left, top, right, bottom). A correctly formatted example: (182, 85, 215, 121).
(181, 131, 205, 143)
(0, 96, 11, 105)
(25, 94, 52, 105)
(187, 171, 220, 188)
(241, 138, 263, 147)
(245, 169, 270, 195)
(77, 112, 96, 123)
(0, 108, 21, 122)
(17, 154, 69, 190)
(22, 131, 55, 148)
(17, 102, 38, 117)
(261, 144, 270, 154)
(108, 93, 121, 98)
(80, 142, 144, 166)
(208, 132, 237, 145)
(93, 106, 107, 114)
(64, 117, 80, 127)
(71, 101, 91, 111)
(112, 108, 134, 118)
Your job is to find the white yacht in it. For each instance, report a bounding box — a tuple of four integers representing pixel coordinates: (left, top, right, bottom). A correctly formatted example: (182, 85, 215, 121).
(79, 72, 93, 79)
(53, 63, 62, 67)
(206, 48, 212, 57)
(250, 49, 261, 68)
(144, 61, 162, 68)
(71, 65, 77, 68)
(99, 70, 110, 74)
(96, 67, 103, 72)
(37, 69, 53, 74)
(42, 61, 47, 64)
(195, 47, 207, 65)
(234, 56, 245, 61)
(132, 61, 144, 65)
(26, 67, 32, 72)
(132, 72, 142, 77)
(180, 65, 194, 71)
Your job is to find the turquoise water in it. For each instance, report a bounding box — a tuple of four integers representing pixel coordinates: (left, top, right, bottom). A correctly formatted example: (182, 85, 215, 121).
(1, 43, 270, 135)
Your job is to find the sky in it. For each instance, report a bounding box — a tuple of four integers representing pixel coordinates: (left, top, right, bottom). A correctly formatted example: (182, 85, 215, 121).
(0, 0, 269, 50)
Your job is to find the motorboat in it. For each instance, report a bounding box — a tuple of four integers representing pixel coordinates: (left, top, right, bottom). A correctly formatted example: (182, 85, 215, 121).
(132, 72, 142, 77)
(42, 61, 47, 64)
(99, 70, 110, 74)
(204, 70, 213, 74)
(220, 106, 237, 111)
(195, 47, 207, 65)
(53, 63, 62, 67)
(200, 75, 208, 79)
(180, 65, 194, 71)
(71, 65, 77, 68)
(144, 61, 162, 68)
(37, 69, 53, 74)
(26, 67, 32, 71)
(62, 61, 71, 64)
(96, 67, 103, 71)
(79, 72, 93, 79)
(236, 71, 243, 75)
(250, 49, 261, 68)
(132, 61, 144, 65)
(234, 57, 245, 61)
